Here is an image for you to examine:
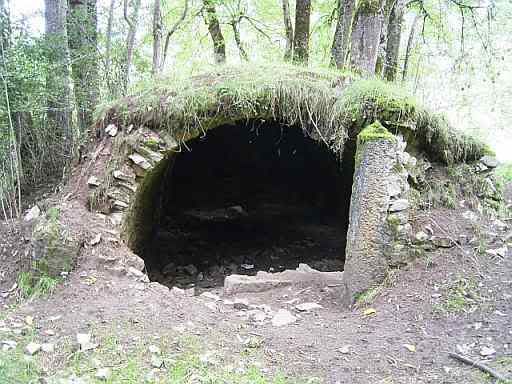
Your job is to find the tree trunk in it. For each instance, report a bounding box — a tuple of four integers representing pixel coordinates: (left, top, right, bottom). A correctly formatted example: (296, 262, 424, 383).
(0, 0, 10, 50)
(152, 0, 162, 74)
(68, 0, 99, 136)
(330, 0, 344, 67)
(105, 0, 115, 98)
(374, 0, 395, 76)
(349, 0, 384, 75)
(44, 0, 72, 157)
(231, 21, 248, 61)
(161, 0, 189, 69)
(292, 0, 311, 63)
(281, 0, 294, 60)
(402, 13, 419, 81)
(203, 0, 226, 64)
(331, 0, 356, 68)
(383, 0, 404, 81)
(123, 0, 142, 94)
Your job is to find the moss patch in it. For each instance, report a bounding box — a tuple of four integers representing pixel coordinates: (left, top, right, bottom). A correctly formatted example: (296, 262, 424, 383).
(357, 121, 396, 145)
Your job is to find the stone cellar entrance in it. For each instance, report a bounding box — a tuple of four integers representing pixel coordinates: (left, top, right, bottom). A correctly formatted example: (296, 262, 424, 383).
(135, 120, 356, 290)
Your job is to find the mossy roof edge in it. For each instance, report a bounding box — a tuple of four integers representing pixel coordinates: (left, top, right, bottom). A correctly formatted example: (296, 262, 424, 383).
(95, 64, 490, 164)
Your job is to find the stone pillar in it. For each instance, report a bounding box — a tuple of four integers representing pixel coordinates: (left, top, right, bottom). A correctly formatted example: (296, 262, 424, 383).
(343, 121, 410, 306)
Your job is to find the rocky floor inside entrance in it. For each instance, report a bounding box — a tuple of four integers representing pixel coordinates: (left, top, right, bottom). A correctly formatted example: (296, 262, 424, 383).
(145, 202, 345, 290)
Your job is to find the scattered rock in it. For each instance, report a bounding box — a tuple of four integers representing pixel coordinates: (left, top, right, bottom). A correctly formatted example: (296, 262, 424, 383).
(480, 155, 498, 168)
(183, 264, 198, 276)
(295, 302, 323, 312)
(414, 231, 429, 243)
(25, 342, 42, 355)
(480, 346, 496, 356)
(41, 343, 55, 353)
(105, 124, 118, 137)
(1, 340, 17, 351)
(95, 368, 111, 381)
(486, 246, 508, 258)
(128, 153, 152, 170)
(76, 333, 98, 351)
(127, 267, 149, 282)
(431, 236, 455, 248)
(151, 355, 165, 368)
(224, 274, 292, 295)
(87, 176, 100, 187)
(113, 170, 133, 182)
(24, 205, 41, 222)
(388, 199, 409, 212)
(462, 210, 479, 222)
(247, 309, 267, 322)
(90, 233, 101, 246)
(242, 336, 264, 348)
(338, 345, 351, 354)
(199, 292, 221, 301)
(170, 286, 195, 297)
(233, 298, 250, 310)
(271, 309, 297, 327)
(148, 345, 161, 354)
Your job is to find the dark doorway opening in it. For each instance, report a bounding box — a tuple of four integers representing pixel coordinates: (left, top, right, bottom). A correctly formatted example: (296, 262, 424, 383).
(139, 120, 355, 289)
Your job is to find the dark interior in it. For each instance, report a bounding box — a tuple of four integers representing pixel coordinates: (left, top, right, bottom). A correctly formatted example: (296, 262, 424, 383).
(139, 120, 356, 289)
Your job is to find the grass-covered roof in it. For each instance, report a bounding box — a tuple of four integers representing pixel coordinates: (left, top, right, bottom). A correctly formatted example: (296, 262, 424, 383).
(95, 64, 490, 164)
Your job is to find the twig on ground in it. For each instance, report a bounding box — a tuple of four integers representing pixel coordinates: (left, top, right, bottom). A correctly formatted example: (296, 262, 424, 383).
(448, 352, 509, 382)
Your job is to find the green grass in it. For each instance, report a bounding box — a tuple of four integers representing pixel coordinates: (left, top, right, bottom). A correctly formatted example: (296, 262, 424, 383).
(0, 327, 316, 384)
(434, 277, 481, 314)
(496, 163, 512, 183)
(17, 272, 60, 298)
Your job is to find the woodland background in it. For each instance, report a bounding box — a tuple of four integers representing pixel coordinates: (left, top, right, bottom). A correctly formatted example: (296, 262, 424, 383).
(0, 0, 511, 220)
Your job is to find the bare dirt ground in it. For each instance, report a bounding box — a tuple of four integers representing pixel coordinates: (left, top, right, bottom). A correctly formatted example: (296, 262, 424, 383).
(0, 186, 511, 383)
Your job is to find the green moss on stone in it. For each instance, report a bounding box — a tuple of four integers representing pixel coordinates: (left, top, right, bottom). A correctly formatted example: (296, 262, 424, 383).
(357, 121, 396, 145)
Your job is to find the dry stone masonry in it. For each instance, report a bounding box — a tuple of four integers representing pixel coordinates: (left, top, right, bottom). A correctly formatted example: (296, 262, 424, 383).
(342, 122, 413, 305)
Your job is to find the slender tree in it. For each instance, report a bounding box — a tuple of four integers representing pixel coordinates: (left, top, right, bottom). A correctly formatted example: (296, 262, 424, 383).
(383, 0, 405, 81)
(402, 13, 420, 81)
(203, 0, 226, 64)
(44, 0, 72, 156)
(123, 0, 142, 93)
(68, 0, 99, 135)
(293, 0, 311, 63)
(331, 0, 356, 68)
(105, 0, 115, 98)
(161, 0, 189, 69)
(281, 0, 294, 60)
(152, 0, 162, 74)
(349, 0, 384, 74)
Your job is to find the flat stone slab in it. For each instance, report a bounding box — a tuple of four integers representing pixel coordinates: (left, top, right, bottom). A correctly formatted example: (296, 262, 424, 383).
(223, 263, 344, 295)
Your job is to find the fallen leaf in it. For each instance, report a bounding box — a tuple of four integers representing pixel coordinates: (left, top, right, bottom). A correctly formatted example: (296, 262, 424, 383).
(404, 344, 416, 352)
(363, 308, 377, 316)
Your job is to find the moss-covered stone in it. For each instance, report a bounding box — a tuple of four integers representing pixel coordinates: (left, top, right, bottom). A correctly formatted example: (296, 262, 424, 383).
(357, 121, 396, 146)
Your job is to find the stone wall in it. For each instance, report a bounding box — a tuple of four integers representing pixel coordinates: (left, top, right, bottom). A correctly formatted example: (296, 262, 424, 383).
(343, 122, 413, 305)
